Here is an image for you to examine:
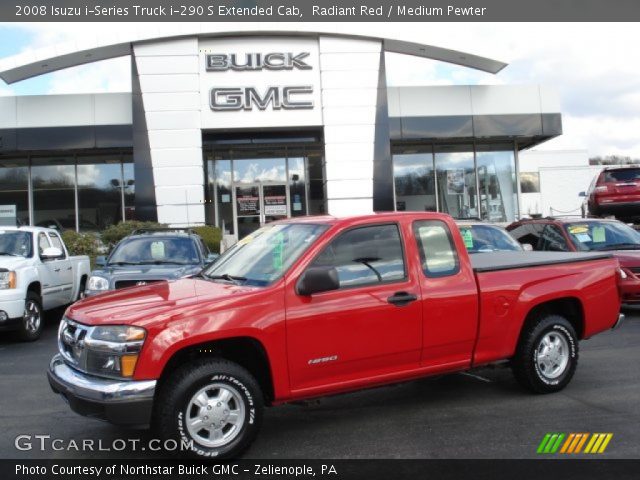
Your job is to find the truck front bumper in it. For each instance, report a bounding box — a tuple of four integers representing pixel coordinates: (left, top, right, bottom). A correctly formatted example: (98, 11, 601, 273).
(47, 354, 157, 426)
(0, 292, 25, 331)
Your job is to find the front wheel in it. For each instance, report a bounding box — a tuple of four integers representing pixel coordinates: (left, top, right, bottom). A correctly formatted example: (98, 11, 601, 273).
(154, 359, 263, 459)
(512, 314, 579, 393)
(17, 292, 44, 342)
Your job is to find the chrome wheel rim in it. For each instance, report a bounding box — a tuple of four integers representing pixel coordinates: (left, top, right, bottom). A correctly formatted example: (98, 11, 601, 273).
(24, 300, 41, 333)
(185, 383, 246, 448)
(536, 332, 569, 379)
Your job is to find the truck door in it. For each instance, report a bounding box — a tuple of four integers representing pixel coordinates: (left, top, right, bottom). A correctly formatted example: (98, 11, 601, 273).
(285, 222, 423, 393)
(411, 219, 479, 368)
(48, 231, 74, 303)
(35, 232, 61, 310)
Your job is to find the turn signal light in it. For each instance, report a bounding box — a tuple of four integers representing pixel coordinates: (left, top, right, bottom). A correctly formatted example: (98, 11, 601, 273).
(120, 354, 139, 377)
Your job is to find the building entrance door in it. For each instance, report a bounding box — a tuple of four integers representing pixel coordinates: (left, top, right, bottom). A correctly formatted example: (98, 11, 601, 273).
(235, 183, 290, 238)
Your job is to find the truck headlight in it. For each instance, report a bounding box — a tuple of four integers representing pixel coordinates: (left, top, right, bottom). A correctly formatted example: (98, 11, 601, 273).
(84, 325, 146, 378)
(87, 276, 109, 291)
(0, 271, 16, 290)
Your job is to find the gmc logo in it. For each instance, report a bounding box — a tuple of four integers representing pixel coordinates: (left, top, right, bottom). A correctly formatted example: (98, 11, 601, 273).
(211, 86, 314, 111)
(206, 52, 311, 71)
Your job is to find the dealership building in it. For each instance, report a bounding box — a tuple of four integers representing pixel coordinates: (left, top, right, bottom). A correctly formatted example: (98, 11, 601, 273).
(0, 25, 562, 240)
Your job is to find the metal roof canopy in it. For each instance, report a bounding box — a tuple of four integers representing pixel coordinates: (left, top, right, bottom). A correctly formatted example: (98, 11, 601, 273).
(0, 25, 507, 84)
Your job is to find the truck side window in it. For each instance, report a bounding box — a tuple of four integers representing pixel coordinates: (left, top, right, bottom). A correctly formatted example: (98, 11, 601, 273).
(48, 232, 66, 258)
(311, 224, 406, 288)
(509, 223, 544, 249)
(413, 220, 460, 277)
(538, 225, 569, 251)
(38, 233, 50, 255)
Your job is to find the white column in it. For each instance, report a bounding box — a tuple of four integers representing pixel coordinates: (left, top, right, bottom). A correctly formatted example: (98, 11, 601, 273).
(133, 38, 204, 226)
(319, 36, 382, 216)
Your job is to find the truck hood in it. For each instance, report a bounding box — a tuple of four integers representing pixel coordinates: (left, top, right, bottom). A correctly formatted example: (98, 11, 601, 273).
(0, 256, 29, 270)
(67, 277, 261, 328)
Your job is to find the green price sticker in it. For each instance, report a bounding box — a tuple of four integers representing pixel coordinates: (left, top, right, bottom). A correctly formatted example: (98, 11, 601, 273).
(592, 226, 606, 243)
(461, 228, 474, 249)
(272, 232, 284, 271)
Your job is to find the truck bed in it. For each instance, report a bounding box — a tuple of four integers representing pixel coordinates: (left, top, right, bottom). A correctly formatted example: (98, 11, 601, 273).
(470, 251, 613, 273)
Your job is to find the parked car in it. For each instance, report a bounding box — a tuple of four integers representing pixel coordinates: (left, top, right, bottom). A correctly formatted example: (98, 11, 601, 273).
(507, 217, 640, 303)
(581, 166, 640, 220)
(0, 227, 90, 341)
(49, 213, 622, 458)
(84, 228, 218, 296)
(456, 221, 525, 253)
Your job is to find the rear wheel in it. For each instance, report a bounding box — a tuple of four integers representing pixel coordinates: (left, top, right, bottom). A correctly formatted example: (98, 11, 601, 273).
(512, 314, 578, 393)
(17, 292, 44, 342)
(154, 359, 263, 459)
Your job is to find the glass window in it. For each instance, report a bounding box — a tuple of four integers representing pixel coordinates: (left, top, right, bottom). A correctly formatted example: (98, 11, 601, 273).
(109, 237, 201, 265)
(210, 159, 234, 235)
(48, 232, 66, 256)
(77, 156, 123, 231)
(0, 230, 32, 257)
(123, 159, 135, 221)
(288, 156, 307, 217)
(476, 145, 518, 222)
(563, 220, 640, 251)
(32, 157, 76, 231)
(538, 225, 569, 251)
(307, 152, 326, 215)
(520, 172, 540, 193)
(38, 232, 50, 255)
(457, 224, 522, 253)
(311, 224, 406, 288)
(0, 157, 29, 226)
(435, 145, 477, 220)
(603, 168, 640, 182)
(414, 220, 460, 277)
(233, 157, 286, 183)
(507, 223, 546, 248)
(205, 223, 327, 287)
(393, 151, 437, 212)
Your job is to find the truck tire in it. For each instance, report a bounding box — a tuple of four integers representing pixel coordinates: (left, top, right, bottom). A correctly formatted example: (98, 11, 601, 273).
(512, 314, 578, 394)
(18, 292, 44, 342)
(154, 358, 263, 459)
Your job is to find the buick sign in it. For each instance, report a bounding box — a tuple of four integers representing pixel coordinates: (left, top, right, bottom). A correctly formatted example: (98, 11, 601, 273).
(206, 52, 315, 112)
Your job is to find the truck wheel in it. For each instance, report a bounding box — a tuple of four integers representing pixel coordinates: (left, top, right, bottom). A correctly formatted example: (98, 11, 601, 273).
(18, 292, 44, 342)
(154, 359, 263, 459)
(512, 314, 578, 394)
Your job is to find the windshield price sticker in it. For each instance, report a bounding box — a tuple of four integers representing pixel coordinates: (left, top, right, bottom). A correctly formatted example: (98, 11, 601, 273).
(461, 228, 474, 248)
(592, 226, 606, 243)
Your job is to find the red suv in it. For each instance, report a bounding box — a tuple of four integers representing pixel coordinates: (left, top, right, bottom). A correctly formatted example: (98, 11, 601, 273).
(583, 166, 640, 219)
(507, 217, 640, 303)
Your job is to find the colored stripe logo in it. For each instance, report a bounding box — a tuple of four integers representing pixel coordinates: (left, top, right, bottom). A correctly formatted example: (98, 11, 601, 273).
(537, 433, 613, 454)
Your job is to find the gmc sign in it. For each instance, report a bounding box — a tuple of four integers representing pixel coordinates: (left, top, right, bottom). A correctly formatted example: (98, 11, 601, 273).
(206, 52, 315, 112)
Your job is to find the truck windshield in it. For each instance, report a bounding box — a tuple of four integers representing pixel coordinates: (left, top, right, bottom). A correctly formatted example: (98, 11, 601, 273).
(564, 221, 640, 251)
(203, 223, 328, 287)
(0, 230, 32, 257)
(108, 237, 200, 265)
(458, 224, 522, 253)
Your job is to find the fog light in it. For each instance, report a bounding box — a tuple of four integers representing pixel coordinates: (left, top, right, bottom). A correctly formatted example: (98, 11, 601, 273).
(0, 311, 7, 322)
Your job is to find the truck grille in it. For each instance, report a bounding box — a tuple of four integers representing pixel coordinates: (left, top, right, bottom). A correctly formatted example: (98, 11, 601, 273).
(115, 279, 164, 289)
(58, 318, 90, 369)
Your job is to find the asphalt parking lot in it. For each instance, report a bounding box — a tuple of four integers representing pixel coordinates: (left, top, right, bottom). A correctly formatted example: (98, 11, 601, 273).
(0, 308, 638, 459)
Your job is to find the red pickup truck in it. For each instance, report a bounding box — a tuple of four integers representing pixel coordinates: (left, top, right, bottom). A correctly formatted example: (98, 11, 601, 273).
(48, 213, 623, 458)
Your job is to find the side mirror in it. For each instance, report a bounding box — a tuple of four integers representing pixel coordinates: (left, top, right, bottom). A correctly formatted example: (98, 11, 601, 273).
(578, 191, 586, 197)
(95, 256, 107, 267)
(41, 247, 63, 260)
(522, 243, 533, 251)
(296, 266, 340, 296)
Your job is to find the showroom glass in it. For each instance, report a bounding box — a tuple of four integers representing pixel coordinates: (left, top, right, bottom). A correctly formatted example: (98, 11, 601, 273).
(233, 157, 287, 183)
(563, 221, 640, 251)
(0, 157, 29, 226)
(434, 145, 477, 219)
(204, 223, 328, 287)
(109, 237, 201, 265)
(288, 156, 307, 217)
(310, 224, 406, 288)
(31, 157, 76, 230)
(413, 220, 460, 277)
(123, 157, 135, 221)
(77, 155, 124, 231)
(475, 145, 518, 222)
(0, 231, 32, 257)
(520, 172, 540, 193)
(458, 224, 522, 253)
(393, 151, 437, 212)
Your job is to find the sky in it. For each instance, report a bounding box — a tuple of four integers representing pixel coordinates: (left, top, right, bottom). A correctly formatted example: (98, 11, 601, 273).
(1, 22, 639, 158)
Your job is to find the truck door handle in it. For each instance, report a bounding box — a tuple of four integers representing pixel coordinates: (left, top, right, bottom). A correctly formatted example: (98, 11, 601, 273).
(66, 267, 72, 271)
(387, 291, 418, 306)
(53, 268, 60, 272)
